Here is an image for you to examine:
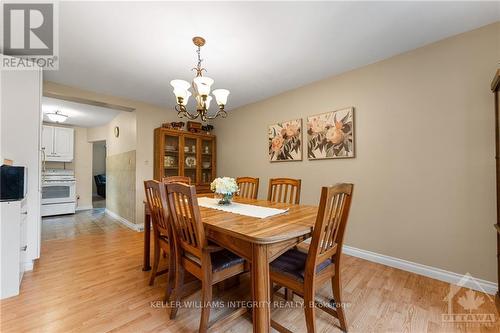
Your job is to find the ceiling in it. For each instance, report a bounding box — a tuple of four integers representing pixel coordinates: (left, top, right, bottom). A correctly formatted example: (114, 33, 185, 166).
(45, 2, 500, 110)
(42, 97, 120, 127)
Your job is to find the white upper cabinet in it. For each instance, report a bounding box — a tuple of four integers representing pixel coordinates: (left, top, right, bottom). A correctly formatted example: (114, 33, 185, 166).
(53, 127, 74, 160)
(41, 125, 54, 155)
(42, 125, 74, 162)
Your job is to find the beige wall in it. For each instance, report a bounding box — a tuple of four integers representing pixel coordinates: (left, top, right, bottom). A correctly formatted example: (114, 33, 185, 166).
(74, 127, 93, 209)
(106, 111, 137, 156)
(213, 23, 499, 281)
(45, 126, 93, 210)
(87, 125, 107, 142)
(43, 81, 181, 224)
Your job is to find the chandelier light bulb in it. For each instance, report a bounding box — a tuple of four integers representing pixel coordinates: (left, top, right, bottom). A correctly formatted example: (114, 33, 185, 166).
(170, 79, 191, 91)
(204, 96, 213, 109)
(181, 91, 192, 106)
(193, 76, 214, 96)
(212, 89, 230, 106)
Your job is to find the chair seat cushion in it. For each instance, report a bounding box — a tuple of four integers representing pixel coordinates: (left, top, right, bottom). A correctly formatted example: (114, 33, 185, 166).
(270, 248, 332, 281)
(186, 249, 244, 272)
(211, 249, 245, 272)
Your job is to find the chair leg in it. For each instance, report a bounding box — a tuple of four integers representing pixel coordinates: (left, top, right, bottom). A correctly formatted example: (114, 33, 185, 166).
(149, 238, 160, 286)
(164, 253, 175, 303)
(332, 275, 347, 332)
(199, 281, 212, 333)
(304, 290, 316, 333)
(285, 288, 294, 301)
(169, 264, 185, 319)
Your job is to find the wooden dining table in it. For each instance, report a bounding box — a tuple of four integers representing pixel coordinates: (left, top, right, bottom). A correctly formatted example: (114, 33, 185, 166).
(143, 197, 318, 333)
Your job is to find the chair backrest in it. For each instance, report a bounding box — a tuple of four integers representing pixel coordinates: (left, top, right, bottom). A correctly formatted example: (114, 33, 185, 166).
(305, 184, 353, 279)
(165, 182, 206, 260)
(267, 178, 301, 204)
(236, 177, 259, 199)
(144, 180, 171, 239)
(162, 176, 191, 185)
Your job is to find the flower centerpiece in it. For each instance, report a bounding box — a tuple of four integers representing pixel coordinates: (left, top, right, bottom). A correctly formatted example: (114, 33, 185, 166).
(210, 177, 239, 205)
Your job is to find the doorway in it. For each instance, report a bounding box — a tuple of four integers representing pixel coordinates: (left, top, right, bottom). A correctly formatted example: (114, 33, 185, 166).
(92, 140, 106, 209)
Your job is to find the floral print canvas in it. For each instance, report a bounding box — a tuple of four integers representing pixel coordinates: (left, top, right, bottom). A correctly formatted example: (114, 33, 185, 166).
(307, 107, 354, 159)
(268, 119, 302, 162)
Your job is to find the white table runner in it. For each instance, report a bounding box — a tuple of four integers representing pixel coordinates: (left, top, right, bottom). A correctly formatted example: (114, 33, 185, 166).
(197, 197, 288, 219)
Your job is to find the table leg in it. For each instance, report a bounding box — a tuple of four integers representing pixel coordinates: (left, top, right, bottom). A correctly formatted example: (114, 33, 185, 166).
(142, 211, 151, 271)
(251, 243, 270, 333)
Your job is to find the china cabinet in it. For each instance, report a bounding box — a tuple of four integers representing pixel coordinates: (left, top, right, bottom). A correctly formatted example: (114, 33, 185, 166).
(492, 69, 500, 308)
(153, 128, 216, 193)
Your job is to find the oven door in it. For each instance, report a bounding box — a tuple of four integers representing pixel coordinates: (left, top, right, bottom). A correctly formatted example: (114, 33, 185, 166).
(41, 181, 76, 204)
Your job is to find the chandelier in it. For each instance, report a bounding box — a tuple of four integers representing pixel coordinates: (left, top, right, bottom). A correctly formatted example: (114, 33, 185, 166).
(170, 36, 230, 121)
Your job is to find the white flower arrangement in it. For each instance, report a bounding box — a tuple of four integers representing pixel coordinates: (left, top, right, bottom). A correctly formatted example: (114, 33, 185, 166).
(210, 177, 239, 195)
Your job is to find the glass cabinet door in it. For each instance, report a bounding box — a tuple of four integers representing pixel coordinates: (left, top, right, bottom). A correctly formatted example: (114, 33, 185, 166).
(163, 134, 180, 179)
(201, 138, 214, 185)
(183, 136, 198, 184)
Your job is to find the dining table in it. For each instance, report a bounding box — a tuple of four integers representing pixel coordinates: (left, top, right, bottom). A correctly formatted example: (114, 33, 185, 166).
(142, 196, 318, 333)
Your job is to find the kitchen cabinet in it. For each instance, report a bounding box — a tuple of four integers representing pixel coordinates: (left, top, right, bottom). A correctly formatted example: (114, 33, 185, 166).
(42, 125, 74, 162)
(1, 199, 28, 299)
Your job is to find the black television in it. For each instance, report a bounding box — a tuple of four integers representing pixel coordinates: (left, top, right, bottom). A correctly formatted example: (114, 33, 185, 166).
(0, 165, 27, 201)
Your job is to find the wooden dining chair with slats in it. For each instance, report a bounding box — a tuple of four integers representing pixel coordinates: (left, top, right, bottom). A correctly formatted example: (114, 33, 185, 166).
(236, 177, 259, 199)
(268, 178, 301, 204)
(165, 182, 248, 332)
(269, 183, 354, 333)
(143, 180, 175, 302)
(268, 178, 302, 300)
(162, 176, 191, 185)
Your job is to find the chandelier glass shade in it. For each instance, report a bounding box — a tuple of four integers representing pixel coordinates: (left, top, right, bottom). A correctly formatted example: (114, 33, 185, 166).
(170, 37, 230, 121)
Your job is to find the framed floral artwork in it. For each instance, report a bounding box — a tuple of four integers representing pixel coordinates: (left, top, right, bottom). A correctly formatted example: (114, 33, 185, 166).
(307, 107, 355, 159)
(268, 119, 302, 162)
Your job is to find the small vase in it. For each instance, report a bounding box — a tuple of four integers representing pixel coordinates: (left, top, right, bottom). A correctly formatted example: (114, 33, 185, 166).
(217, 193, 233, 205)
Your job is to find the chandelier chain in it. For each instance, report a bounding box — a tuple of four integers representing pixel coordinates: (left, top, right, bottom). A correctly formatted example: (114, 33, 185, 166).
(192, 45, 206, 77)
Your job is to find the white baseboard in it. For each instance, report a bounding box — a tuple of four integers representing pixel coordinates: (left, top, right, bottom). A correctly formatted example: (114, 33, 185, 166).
(343, 245, 498, 295)
(23, 260, 34, 271)
(104, 209, 143, 232)
(76, 205, 93, 211)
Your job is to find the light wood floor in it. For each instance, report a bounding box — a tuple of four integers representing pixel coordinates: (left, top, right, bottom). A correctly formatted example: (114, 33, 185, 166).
(1, 210, 498, 332)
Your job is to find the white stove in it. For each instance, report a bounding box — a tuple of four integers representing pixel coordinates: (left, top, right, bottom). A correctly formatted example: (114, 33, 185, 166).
(41, 169, 76, 216)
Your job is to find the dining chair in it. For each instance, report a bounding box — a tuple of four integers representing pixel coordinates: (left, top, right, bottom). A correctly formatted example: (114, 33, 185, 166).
(143, 180, 175, 303)
(162, 175, 191, 185)
(268, 178, 301, 204)
(269, 183, 354, 333)
(165, 182, 248, 332)
(236, 177, 259, 199)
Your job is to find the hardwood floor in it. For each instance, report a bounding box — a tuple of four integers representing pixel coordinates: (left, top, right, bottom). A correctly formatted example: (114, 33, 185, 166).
(1, 210, 498, 332)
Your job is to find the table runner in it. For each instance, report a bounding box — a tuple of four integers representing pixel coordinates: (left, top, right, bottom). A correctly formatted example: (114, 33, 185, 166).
(197, 197, 288, 219)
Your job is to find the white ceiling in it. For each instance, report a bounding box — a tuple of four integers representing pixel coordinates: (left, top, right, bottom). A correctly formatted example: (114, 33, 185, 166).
(42, 97, 120, 127)
(44, 1, 500, 110)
